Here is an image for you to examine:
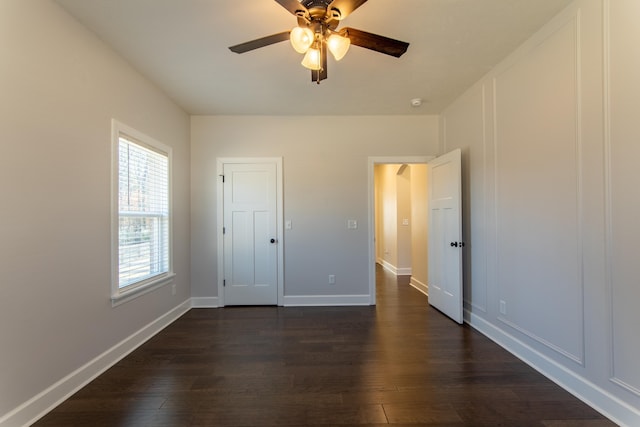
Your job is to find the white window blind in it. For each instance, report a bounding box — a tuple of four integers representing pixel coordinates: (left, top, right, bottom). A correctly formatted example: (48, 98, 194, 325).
(117, 136, 169, 289)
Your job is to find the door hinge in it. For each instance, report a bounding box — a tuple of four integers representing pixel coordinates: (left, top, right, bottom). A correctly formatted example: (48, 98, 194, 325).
(223, 227, 226, 234)
(219, 174, 225, 183)
(223, 279, 226, 287)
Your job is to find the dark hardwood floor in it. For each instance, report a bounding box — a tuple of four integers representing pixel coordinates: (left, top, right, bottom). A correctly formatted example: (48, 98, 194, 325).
(34, 266, 616, 426)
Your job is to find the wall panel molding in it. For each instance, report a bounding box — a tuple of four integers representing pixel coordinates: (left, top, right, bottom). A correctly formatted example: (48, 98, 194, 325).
(602, 0, 616, 390)
(473, 83, 489, 314)
(605, 0, 640, 398)
(492, 10, 585, 365)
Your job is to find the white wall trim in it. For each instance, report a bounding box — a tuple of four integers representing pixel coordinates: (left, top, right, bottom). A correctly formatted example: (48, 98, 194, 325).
(410, 277, 428, 296)
(379, 259, 398, 275)
(601, 0, 619, 394)
(467, 310, 639, 427)
(0, 300, 191, 427)
(191, 297, 221, 308)
(283, 295, 371, 306)
(379, 259, 412, 276)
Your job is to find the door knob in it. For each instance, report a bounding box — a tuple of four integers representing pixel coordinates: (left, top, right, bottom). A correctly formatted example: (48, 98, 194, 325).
(270, 238, 276, 244)
(451, 242, 458, 247)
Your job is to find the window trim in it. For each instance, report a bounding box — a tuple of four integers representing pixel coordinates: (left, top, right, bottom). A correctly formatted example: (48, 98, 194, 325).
(111, 119, 174, 306)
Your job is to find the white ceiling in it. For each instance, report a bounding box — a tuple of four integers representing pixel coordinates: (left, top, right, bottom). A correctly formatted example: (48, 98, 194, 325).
(54, 0, 572, 115)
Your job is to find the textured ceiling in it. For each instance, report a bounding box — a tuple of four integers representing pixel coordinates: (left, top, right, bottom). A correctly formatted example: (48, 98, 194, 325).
(55, 0, 573, 115)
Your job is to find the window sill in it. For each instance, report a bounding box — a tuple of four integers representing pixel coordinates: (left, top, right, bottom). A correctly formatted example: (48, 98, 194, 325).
(111, 273, 175, 307)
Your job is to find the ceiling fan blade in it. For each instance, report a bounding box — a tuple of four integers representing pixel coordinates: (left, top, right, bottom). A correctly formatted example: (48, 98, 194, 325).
(341, 27, 409, 58)
(311, 47, 328, 83)
(328, 0, 368, 20)
(274, 0, 310, 20)
(229, 31, 291, 54)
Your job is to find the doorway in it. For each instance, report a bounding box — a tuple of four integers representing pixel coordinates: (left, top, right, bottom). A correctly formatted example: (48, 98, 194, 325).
(368, 157, 432, 305)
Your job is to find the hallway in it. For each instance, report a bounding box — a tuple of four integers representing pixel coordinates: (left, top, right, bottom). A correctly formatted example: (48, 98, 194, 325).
(34, 266, 614, 426)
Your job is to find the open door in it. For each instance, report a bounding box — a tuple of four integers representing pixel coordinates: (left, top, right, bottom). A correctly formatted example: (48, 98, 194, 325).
(428, 149, 463, 324)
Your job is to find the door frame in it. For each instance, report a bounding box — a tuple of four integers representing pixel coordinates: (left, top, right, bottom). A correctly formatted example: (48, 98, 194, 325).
(216, 157, 284, 306)
(367, 156, 433, 305)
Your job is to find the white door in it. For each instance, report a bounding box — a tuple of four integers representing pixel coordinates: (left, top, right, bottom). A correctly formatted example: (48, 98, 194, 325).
(222, 162, 279, 305)
(428, 149, 463, 324)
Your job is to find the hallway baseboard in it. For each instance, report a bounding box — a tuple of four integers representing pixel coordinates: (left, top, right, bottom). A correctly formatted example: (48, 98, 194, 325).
(378, 259, 412, 276)
(410, 277, 428, 296)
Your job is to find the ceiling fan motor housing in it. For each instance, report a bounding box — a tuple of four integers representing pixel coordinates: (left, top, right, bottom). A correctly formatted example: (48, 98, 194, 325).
(301, 0, 342, 24)
(301, 0, 332, 11)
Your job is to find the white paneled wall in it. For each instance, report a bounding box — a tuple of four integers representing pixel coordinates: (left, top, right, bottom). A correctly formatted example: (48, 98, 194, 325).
(442, 0, 640, 425)
(494, 14, 583, 364)
(609, 0, 640, 400)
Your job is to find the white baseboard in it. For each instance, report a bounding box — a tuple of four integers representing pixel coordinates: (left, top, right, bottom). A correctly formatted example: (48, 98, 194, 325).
(379, 259, 396, 274)
(410, 277, 428, 296)
(283, 295, 371, 306)
(192, 295, 371, 307)
(191, 296, 221, 308)
(0, 299, 191, 427)
(467, 310, 639, 427)
(193, 295, 371, 307)
(378, 259, 411, 276)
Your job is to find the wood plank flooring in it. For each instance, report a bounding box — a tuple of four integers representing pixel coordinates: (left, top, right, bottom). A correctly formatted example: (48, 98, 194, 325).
(33, 266, 616, 426)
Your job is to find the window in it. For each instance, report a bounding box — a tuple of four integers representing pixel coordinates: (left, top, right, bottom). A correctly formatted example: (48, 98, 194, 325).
(111, 120, 173, 303)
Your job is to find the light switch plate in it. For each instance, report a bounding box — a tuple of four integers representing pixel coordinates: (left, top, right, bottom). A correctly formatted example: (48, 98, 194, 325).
(347, 219, 357, 230)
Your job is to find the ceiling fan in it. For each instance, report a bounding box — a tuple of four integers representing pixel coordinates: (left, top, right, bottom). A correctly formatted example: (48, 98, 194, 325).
(229, 0, 410, 83)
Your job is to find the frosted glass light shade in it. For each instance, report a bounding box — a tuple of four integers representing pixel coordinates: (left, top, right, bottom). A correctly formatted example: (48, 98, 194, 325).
(301, 47, 322, 70)
(290, 26, 314, 53)
(327, 34, 350, 60)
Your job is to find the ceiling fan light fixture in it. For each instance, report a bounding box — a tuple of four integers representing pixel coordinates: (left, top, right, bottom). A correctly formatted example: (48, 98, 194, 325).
(229, 1, 410, 83)
(290, 26, 314, 53)
(301, 46, 322, 70)
(327, 33, 350, 61)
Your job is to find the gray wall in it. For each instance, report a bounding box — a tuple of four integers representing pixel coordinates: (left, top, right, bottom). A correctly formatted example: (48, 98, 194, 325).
(0, 0, 190, 420)
(190, 116, 439, 301)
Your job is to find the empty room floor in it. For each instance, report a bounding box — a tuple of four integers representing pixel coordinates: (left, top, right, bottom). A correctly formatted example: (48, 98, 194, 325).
(33, 266, 615, 426)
